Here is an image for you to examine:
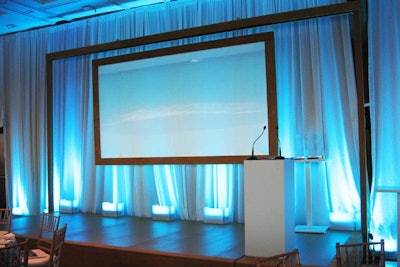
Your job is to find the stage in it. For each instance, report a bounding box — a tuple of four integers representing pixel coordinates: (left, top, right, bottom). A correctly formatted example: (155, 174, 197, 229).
(10, 213, 357, 267)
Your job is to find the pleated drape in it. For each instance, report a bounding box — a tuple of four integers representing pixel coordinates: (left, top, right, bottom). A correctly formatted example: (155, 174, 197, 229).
(0, 0, 362, 229)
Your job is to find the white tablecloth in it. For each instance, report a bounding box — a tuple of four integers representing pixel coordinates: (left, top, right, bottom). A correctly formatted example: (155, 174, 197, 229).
(0, 232, 15, 248)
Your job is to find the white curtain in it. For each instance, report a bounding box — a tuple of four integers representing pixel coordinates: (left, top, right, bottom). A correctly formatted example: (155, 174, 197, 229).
(268, 14, 360, 227)
(369, 0, 400, 252)
(0, 0, 360, 227)
(0, 31, 49, 215)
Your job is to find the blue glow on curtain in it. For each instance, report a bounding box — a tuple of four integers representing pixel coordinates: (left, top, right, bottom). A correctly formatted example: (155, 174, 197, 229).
(270, 14, 360, 227)
(1, 31, 48, 215)
(204, 165, 230, 209)
(154, 165, 179, 208)
(369, 0, 400, 252)
(0, 0, 363, 231)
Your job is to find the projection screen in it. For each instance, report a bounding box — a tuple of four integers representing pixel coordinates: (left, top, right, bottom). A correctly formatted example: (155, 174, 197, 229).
(92, 33, 277, 165)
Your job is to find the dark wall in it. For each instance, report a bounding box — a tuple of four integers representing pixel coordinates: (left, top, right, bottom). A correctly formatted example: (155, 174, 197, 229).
(0, 127, 5, 208)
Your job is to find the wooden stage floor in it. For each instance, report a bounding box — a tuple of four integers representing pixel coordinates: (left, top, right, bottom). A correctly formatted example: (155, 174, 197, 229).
(10, 213, 357, 267)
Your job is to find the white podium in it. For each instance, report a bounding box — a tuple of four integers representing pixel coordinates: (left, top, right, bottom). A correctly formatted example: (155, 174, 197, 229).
(244, 159, 295, 257)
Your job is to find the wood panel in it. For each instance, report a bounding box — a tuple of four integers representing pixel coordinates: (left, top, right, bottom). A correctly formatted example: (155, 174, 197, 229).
(62, 242, 236, 267)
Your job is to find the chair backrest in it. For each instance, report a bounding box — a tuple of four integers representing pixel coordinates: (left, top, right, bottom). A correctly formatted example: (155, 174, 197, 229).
(37, 213, 60, 251)
(256, 249, 301, 267)
(0, 239, 29, 267)
(335, 239, 385, 267)
(49, 224, 67, 267)
(0, 208, 12, 233)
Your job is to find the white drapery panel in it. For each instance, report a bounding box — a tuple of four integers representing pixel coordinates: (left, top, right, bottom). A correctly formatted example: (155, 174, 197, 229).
(369, 0, 400, 252)
(0, 0, 360, 228)
(269, 15, 360, 227)
(0, 31, 49, 215)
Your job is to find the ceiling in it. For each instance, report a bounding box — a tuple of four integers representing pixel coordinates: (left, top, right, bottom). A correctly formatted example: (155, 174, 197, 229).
(0, 0, 172, 36)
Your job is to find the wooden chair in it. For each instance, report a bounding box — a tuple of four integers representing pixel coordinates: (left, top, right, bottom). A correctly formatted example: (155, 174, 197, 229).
(255, 249, 301, 267)
(335, 239, 385, 267)
(28, 223, 67, 267)
(0, 208, 12, 233)
(36, 213, 60, 250)
(0, 239, 29, 267)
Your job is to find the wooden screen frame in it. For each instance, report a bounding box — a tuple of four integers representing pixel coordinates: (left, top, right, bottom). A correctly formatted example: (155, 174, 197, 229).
(91, 32, 277, 165)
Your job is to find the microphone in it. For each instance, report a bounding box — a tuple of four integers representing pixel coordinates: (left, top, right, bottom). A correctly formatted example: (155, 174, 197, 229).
(275, 125, 285, 159)
(248, 126, 266, 160)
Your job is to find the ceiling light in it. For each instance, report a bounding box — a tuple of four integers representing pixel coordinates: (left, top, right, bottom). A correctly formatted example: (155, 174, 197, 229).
(6, 24, 16, 29)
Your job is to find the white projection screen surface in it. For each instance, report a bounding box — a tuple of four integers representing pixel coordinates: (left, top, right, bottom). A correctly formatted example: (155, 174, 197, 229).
(92, 33, 277, 165)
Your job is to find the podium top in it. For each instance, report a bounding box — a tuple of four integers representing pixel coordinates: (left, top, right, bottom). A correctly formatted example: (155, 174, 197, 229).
(375, 186, 400, 193)
(294, 156, 325, 163)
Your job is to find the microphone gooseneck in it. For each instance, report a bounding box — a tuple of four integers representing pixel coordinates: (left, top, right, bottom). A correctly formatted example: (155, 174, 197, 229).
(275, 125, 285, 159)
(248, 126, 266, 160)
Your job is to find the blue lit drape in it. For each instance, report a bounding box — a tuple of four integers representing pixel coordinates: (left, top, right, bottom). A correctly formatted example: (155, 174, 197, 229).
(369, 0, 400, 252)
(0, 31, 49, 215)
(1, 0, 361, 228)
(270, 15, 360, 227)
